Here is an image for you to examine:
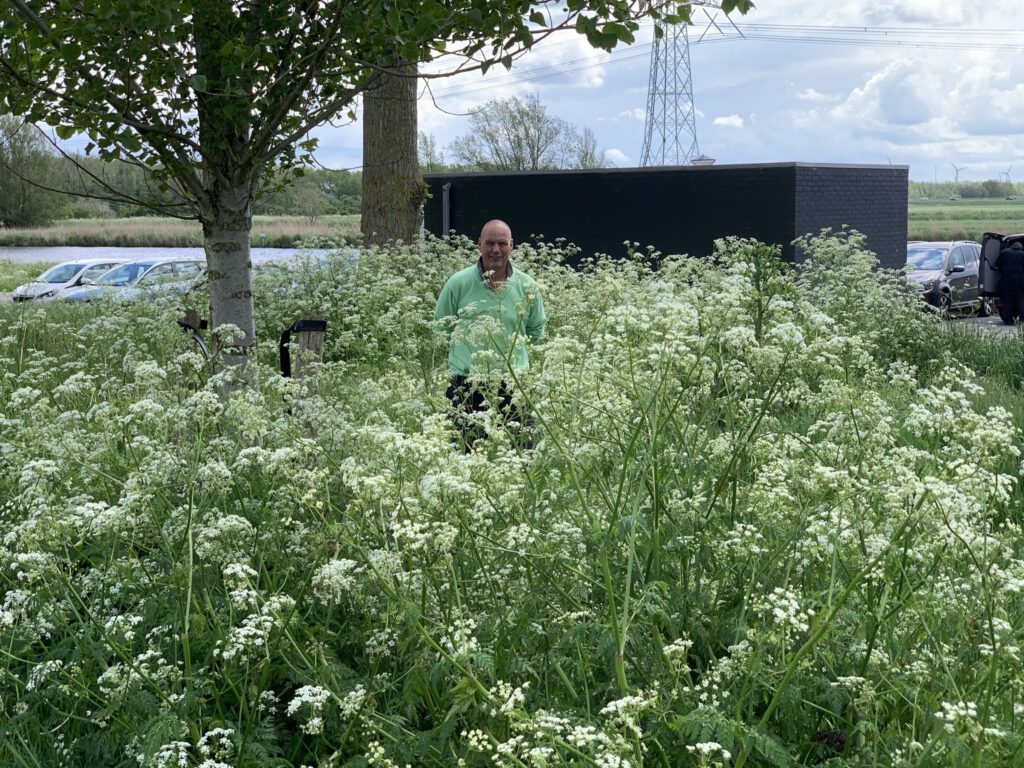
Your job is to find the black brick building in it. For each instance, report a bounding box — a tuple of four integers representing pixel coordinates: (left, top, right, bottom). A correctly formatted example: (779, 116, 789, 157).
(423, 162, 908, 269)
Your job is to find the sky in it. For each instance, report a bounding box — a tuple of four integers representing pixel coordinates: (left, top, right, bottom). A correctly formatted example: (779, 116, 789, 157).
(310, 0, 1024, 184)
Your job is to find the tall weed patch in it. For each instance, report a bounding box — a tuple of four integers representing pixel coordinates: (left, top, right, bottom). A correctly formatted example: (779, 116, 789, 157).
(2, 232, 1023, 767)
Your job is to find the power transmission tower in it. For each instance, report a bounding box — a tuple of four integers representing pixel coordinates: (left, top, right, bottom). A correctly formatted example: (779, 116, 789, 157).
(640, 2, 729, 167)
(640, 21, 699, 166)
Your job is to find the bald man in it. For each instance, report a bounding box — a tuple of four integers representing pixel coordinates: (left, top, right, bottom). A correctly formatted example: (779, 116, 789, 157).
(433, 219, 546, 449)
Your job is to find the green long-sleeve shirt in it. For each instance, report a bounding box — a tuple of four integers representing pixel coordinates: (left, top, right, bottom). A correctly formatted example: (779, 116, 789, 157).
(433, 261, 546, 376)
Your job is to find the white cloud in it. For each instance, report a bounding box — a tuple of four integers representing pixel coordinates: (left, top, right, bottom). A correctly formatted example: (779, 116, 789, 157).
(795, 88, 838, 103)
(713, 114, 744, 129)
(605, 148, 631, 166)
(604, 108, 647, 122)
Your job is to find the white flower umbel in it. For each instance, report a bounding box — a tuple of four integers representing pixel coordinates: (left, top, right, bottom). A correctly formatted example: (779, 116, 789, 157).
(311, 558, 361, 604)
(286, 685, 331, 735)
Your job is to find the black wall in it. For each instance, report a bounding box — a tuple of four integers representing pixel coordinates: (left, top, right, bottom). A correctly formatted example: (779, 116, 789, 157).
(423, 162, 908, 269)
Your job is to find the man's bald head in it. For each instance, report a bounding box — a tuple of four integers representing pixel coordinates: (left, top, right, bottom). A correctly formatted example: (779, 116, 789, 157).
(478, 219, 514, 283)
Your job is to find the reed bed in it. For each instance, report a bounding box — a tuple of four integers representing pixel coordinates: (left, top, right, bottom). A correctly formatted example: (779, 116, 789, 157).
(0, 214, 361, 248)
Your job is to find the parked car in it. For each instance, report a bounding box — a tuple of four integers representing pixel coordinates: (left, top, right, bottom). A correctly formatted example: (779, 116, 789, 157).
(11, 257, 129, 302)
(906, 240, 990, 316)
(978, 232, 1024, 324)
(55, 257, 205, 302)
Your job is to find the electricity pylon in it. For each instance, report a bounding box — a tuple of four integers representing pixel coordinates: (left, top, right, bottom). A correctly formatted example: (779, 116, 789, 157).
(640, 21, 699, 167)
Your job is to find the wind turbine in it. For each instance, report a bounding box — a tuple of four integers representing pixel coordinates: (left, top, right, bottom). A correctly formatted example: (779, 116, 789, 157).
(951, 162, 965, 183)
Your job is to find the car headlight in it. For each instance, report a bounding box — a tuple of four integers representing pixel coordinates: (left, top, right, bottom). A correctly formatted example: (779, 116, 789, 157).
(915, 280, 934, 292)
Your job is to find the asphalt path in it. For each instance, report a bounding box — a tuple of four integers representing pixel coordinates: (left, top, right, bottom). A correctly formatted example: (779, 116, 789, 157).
(955, 313, 1022, 336)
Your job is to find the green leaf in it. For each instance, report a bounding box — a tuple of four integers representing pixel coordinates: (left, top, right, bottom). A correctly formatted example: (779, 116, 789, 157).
(741, 729, 792, 768)
(190, 74, 207, 92)
(54, 125, 75, 140)
(529, 10, 545, 25)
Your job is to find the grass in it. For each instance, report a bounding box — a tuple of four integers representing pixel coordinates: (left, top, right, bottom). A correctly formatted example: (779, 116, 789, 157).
(907, 198, 1024, 241)
(0, 260, 56, 291)
(0, 214, 361, 248)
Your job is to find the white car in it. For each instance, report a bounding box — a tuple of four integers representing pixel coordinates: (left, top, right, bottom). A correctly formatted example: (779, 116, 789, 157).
(56, 257, 205, 302)
(11, 257, 129, 301)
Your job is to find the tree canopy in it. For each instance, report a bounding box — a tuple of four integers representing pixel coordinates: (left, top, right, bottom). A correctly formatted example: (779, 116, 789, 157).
(0, 115, 65, 226)
(448, 92, 610, 171)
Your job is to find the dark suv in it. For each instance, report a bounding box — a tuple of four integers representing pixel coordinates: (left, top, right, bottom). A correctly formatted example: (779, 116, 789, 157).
(978, 232, 1024, 324)
(906, 240, 990, 316)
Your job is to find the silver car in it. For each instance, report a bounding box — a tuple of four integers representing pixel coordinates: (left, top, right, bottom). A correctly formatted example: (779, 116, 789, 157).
(906, 240, 991, 316)
(11, 257, 128, 301)
(56, 257, 205, 302)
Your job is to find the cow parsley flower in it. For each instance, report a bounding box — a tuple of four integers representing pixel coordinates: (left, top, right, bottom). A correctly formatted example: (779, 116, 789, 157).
(312, 558, 360, 604)
(286, 685, 331, 735)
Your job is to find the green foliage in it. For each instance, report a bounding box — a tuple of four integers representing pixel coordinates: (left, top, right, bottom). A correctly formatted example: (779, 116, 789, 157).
(909, 180, 1021, 201)
(0, 117, 68, 227)
(3, 230, 1022, 766)
(0, 260, 54, 292)
(255, 169, 364, 218)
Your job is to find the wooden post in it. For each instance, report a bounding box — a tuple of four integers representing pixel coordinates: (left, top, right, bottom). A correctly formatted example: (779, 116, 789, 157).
(279, 317, 327, 396)
(293, 316, 326, 382)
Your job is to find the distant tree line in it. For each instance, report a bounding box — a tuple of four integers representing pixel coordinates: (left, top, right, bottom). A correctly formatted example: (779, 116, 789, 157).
(2, 93, 604, 229)
(909, 179, 1021, 200)
(0, 116, 363, 228)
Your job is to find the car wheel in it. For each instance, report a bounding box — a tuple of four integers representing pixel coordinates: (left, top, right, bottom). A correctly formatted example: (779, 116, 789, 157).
(978, 297, 992, 317)
(939, 293, 952, 316)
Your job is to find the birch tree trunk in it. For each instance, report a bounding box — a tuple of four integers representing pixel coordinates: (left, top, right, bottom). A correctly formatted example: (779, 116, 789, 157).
(202, 180, 255, 369)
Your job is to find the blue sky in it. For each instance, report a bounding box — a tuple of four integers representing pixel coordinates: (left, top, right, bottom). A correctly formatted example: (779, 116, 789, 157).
(312, 0, 1024, 183)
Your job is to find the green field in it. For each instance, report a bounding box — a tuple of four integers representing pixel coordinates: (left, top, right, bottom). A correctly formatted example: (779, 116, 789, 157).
(908, 197, 1024, 241)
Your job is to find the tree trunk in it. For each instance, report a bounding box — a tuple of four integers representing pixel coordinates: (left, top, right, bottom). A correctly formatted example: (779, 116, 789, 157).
(361, 62, 422, 245)
(201, 181, 255, 370)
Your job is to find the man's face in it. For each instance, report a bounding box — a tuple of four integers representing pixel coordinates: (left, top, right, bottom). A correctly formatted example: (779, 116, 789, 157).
(478, 224, 513, 276)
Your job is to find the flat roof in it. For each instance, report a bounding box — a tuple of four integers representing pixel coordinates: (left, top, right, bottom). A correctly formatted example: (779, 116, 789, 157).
(424, 161, 910, 179)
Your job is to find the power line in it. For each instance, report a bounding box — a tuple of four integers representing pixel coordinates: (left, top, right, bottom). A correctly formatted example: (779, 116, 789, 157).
(427, 22, 1024, 101)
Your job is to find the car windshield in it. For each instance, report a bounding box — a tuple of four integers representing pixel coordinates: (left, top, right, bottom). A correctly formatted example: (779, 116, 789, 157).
(906, 248, 946, 271)
(97, 263, 151, 286)
(37, 263, 87, 283)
